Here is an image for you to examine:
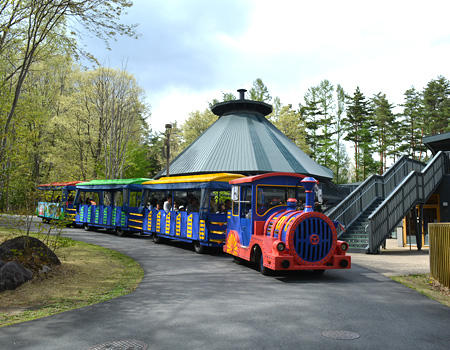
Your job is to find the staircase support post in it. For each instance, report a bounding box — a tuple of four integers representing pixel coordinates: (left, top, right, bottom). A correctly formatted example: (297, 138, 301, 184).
(416, 204, 423, 251)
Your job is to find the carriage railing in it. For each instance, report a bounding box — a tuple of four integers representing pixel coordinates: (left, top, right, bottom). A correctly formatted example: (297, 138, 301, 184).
(328, 155, 425, 236)
(367, 151, 448, 253)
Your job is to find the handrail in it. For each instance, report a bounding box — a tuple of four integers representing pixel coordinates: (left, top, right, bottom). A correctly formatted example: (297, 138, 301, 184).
(367, 151, 447, 253)
(328, 155, 426, 236)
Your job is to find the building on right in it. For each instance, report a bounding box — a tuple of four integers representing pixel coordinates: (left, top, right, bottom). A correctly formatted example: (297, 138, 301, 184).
(399, 132, 450, 249)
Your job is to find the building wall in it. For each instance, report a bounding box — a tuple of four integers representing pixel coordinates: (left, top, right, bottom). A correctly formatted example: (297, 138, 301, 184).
(437, 174, 450, 222)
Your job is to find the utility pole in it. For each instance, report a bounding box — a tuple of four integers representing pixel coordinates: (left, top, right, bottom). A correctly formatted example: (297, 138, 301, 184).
(165, 123, 172, 176)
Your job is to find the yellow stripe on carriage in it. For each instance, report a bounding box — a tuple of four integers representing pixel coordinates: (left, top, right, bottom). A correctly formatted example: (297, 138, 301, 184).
(210, 230, 225, 234)
(210, 239, 224, 243)
(129, 219, 143, 223)
(129, 225, 142, 229)
(210, 222, 226, 225)
(129, 213, 143, 217)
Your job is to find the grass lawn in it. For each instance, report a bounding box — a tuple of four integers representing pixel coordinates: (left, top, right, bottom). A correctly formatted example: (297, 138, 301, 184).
(0, 228, 144, 327)
(391, 274, 450, 307)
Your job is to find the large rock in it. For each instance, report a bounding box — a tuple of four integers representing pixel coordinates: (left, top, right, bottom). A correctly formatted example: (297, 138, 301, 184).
(0, 261, 33, 291)
(0, 236, 60, 270)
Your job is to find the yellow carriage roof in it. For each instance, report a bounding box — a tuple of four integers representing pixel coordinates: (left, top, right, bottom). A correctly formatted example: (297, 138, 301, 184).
(142, 173, 244, 185)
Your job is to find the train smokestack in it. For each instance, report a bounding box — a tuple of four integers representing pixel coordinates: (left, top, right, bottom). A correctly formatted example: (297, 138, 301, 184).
(237, 88, 247, 100)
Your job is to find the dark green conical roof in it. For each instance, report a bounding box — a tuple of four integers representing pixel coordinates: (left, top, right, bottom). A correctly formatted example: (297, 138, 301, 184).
(157, 90, 333, 179)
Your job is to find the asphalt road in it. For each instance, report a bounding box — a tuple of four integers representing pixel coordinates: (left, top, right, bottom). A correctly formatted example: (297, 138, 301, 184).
(1, 226, 449, 350)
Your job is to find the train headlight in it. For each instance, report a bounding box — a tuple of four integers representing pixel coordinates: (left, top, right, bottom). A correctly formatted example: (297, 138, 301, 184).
(340, 242, 349, 252)
(277, 242, 286, 252)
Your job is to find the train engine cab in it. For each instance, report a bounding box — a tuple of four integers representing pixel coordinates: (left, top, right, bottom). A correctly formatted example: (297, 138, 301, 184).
(223, 172, 351, 275)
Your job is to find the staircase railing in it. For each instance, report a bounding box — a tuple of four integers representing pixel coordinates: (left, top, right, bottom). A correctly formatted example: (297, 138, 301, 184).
(367, 151, 448, 253)
(328, 155, 425, 237)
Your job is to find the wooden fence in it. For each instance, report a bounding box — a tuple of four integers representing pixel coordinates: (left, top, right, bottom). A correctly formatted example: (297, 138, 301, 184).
(429, 223, 450, 288)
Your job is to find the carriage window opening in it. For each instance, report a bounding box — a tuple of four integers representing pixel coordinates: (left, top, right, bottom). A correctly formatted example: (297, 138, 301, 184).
(211, 191, 231, 214)
(67, 191, 76, 203)
(173, 190, 188, 211)
(232, 187, 239, 216)
(240, 186, 252, 219)
(103, 192, 113, 206)
(256, 186, 298, 215)
(129, 191, 141, 208)
(186, 190, 201, 212)
(113, 190, 123, 206)
(85, 192, 99, 205)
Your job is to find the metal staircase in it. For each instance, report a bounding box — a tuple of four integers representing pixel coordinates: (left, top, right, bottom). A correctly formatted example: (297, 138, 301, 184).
(339, 199, 383, 252)
(328, 151, 449, 253)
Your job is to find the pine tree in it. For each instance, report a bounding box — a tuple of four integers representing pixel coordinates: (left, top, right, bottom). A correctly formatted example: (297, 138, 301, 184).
(334, 84, 347, 183)
(343, 87, 373, 182)
(422, 76, 450, 135)
(300, 86, 321, 161)
(400, 87, 425, 160)
(315, 80, 336, 169)
(249, 78, 272, 103)
(371, 92, 396, 174)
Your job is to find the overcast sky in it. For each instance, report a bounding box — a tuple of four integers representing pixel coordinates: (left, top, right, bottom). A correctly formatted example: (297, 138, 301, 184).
(82, 0, 450, 132)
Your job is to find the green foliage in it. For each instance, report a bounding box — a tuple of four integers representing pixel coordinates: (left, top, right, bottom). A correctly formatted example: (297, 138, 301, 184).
(371, 92, 396, 174)
(271, 104, 309, 153)
(422, 76, 450, 134)
(343, 87, 374, 181)
(400, 87, 426, 160)
(181, 109, 217, 147)
(249, 78, 272, 103)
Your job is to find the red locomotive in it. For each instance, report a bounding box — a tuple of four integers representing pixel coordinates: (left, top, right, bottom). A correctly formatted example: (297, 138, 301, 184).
(223, 172, 351, 275)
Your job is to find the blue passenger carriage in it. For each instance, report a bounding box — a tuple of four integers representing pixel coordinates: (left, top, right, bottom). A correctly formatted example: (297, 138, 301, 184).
(36, 181, 82, 224)
(73, 178, 150, 235)
(141, 173, 244, 253)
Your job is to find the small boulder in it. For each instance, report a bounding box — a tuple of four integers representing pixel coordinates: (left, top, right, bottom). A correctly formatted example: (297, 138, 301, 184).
(0, 261, 33, 291)
(0, 236, 60, 270)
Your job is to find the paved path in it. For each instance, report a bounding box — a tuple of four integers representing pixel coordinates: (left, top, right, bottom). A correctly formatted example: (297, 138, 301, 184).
(0, 228, 449, 350)
(350, 239, 430, 276)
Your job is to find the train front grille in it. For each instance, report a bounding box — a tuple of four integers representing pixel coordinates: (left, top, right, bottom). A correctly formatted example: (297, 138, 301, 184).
(293, 217, 333, 263)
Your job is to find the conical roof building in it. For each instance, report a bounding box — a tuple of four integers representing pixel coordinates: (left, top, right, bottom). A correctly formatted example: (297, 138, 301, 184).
(157, 89, 333, 180)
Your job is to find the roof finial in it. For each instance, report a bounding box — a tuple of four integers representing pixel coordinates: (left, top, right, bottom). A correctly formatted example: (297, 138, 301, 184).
(237, 88, 247, 100)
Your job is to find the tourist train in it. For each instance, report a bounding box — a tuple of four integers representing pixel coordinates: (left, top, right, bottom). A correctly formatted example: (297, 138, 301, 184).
(37, 172, 350, 274)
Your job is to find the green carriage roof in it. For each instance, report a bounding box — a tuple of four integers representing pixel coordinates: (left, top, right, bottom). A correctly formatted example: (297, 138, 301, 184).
(77, 178, 152, 186)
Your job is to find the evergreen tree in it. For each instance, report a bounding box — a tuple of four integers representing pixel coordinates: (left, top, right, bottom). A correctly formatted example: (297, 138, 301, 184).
(315, 80, 335, 169)
(422, 76, 450, 135)
(343, 87, 373, 182)
(249, 78, 271, 103)
(334, 84, 347, 183)
(371, 92, 396, 174)
(400, 87, 426, 160)
(300, 86, 321, 161)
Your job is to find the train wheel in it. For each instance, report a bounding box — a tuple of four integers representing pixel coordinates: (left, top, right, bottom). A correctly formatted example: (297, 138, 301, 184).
(83, 224, 91, 231)
(259, 253, 273, 276)
(153, 234, 162, 244)
(194, 242, 206, 254)
(313, 269, 325, 275)
(116, 228, 127, 237)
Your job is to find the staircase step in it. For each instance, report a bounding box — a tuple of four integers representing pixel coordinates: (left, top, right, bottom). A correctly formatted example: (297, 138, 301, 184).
(342, 235, 368, 240)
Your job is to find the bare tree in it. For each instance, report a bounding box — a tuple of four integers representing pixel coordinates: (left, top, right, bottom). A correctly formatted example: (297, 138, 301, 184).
(0, 0, 136, 173)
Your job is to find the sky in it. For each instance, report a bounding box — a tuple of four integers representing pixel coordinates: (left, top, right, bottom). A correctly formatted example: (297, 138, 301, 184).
(81, 0, 450, 132)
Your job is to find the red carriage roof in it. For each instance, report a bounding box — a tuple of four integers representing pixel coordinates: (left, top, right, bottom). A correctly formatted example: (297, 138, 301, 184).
(229, 172, 306, 184)
(38, 181, 83, 188)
